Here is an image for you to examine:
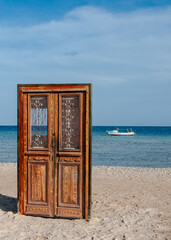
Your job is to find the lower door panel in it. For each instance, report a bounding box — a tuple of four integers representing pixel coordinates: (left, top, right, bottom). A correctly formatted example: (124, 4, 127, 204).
(25, 158, 51, 216)
(56, 157, 82, 218)
(27, 161, 48, 205)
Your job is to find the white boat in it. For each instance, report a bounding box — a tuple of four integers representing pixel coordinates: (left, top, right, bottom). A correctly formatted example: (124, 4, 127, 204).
(107, 128, 135, 136)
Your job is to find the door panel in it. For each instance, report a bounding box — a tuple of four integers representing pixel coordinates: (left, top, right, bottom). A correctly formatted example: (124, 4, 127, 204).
(28, 160, 48, 205)
(58, 161, 81, 208)
(28, 94, 50, 151)
(58, 93, 83, 152)
(24, 93, 54, 216)
(26, 205, 50, 216)
(56, 93, 83, 218)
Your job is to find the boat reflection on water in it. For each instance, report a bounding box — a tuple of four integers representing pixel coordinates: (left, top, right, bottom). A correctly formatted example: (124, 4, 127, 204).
(106, 128, 135, 136)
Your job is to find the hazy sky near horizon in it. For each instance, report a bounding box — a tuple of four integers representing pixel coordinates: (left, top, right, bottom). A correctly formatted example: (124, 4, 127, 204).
(0, 0, 171, 126)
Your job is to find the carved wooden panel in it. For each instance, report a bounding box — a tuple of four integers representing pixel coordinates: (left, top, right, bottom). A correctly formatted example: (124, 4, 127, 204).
(58, 163, 80, 208)
(60, 95, 80, 150)
(28, 156, 49, 161)
(26, 206, 50, 215)
(57, 208, 82, 218)
(59, 156, 80, 162)
(30, 96, 48, 148)
(28, 161, 48, 205)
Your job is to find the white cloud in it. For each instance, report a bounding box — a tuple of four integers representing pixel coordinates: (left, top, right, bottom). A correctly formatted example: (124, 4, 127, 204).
(0, 6, 170, 84)
(0, 6, 171, 125)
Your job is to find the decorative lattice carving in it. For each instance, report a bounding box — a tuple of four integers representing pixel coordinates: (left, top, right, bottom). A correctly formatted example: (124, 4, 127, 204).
(31, 96, 48, 148)
(61, 96, 80, 149)
(58, 208, 81, 216)
(27, 206, 49, 213)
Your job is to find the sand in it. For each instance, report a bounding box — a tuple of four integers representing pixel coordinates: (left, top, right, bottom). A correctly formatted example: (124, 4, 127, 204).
(0, 163, 171, 240)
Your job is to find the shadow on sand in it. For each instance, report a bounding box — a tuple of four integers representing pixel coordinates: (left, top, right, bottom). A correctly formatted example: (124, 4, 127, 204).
(0, 194, 17, 213)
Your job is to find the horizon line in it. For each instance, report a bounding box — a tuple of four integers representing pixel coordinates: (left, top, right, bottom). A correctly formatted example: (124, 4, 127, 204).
(0, 125, 171, 127)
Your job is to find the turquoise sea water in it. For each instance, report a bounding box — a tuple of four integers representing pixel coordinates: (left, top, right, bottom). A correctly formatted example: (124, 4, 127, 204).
(0, 126, 171, 168)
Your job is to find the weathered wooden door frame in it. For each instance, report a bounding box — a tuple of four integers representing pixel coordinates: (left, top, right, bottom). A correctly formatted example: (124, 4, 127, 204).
(17, 84, 92, 219)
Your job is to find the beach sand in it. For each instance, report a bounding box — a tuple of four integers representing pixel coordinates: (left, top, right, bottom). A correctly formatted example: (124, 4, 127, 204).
(0, 163, 170, 240)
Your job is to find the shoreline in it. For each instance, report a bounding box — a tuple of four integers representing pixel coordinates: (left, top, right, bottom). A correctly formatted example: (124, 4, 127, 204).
(0, 163, 171, 239)
(1, 162, 171, 169)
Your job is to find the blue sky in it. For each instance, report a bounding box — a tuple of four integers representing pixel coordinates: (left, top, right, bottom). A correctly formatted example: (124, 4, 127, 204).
(0, 0, 171, 125)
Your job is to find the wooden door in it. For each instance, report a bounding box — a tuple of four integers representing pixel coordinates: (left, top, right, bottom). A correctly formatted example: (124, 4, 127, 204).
(18, 84, 91, 219)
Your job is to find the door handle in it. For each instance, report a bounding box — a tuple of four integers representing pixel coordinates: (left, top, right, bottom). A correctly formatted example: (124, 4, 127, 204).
(52, 133, 55, 149)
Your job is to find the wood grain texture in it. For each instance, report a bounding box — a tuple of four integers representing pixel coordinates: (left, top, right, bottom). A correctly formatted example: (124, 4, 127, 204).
(28, 162, 48, 204)
(49, 93, 55, 217)
(58, 162, 80, 208)
(23, 94, 28, 213)
(18, 88, 24, 214)
(54, 94, 58, 216)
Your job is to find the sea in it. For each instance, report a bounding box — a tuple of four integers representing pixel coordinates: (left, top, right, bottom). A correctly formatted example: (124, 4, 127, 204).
(0, 126, 171, 168)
